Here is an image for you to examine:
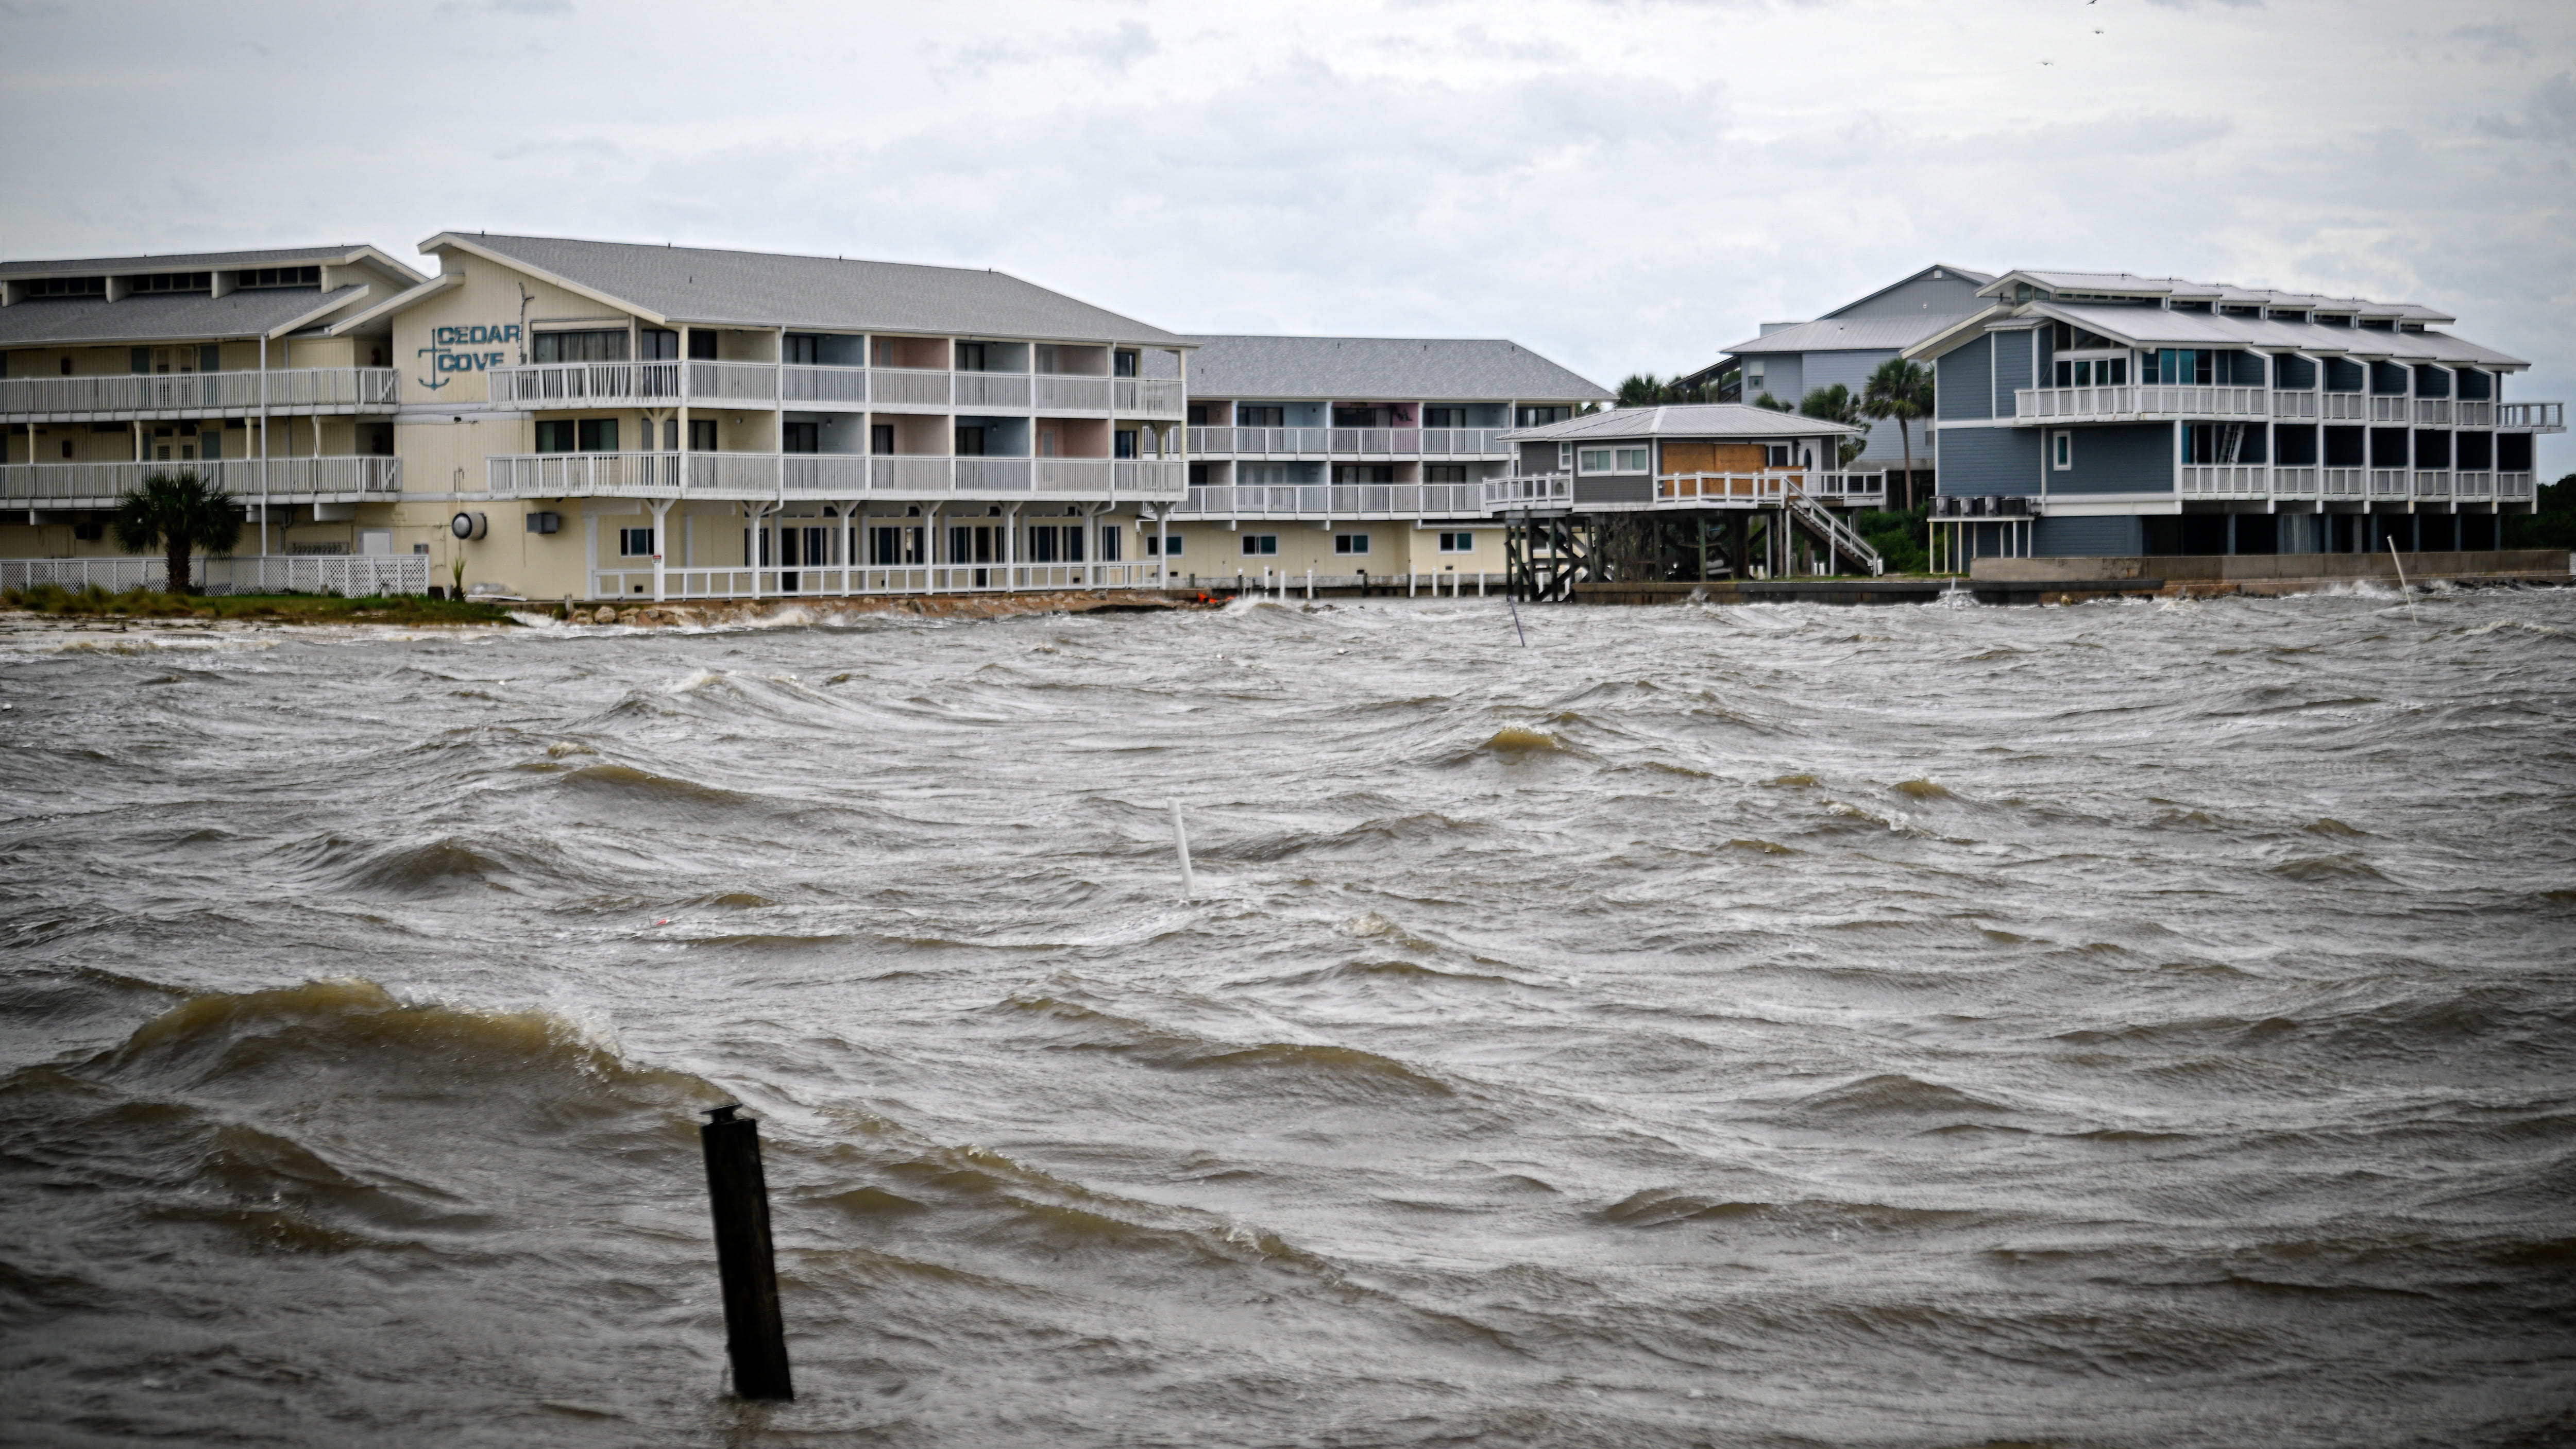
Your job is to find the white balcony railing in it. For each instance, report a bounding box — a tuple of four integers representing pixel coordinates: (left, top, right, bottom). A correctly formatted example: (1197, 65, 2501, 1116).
(489, 360, 780, 407)
(2498, 471, 2534, 499)
(2368, 395, 2411, 423)
(2455, 470, 2494, 500)
(870, 367, 951, 407)
(485, 451, 1163, 500)
(0, 553, 433, 598)
(2273, 393, 2318, 419)
(2272, 466, 2318, 497)
(2321, 467, 2366, 499)
(2414, 470, 2452, 498)
(781, 365, 869, 406)
(1171, 483, 1485, 518)
(2499, 402, 2565, 431)
(1189, 425, 1509, 457)
(2368, 468, 2410, 498)
(2179, 464, 2266, 497)
(587, 561, 1173, 603)
(2456, 400, 2494, 428)
(1484, 474, 1575, 510)
(1113, 378, 1186, 416)
(1036, 374, 1113, 411)
(2321, 392, 2369, 420)
(954, 374, 1031, 409)
(2414, 399, 2453, 426)
(0, 367, 398, 419)
(0, 456, 401, 504)
(2013, 385, 2267, 422)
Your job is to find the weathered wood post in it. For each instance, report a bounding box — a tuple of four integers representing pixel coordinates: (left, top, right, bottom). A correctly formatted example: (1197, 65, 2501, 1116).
(699, 1105, 793, 1401)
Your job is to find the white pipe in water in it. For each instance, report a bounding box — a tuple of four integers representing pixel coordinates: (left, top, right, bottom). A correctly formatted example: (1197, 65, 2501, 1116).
(1168, 799, 1195, 902)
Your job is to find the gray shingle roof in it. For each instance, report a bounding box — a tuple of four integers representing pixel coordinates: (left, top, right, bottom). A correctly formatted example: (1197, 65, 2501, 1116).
(2035, 302, 2527, 368)
(432, 232, 1190, 347)
(1720, 313, 1980, 357)
(1505, 402, 1859, 443)
(1181, 334, 1609, 401)
(0, 286, 372, 348)
(0, 244, 412, 279)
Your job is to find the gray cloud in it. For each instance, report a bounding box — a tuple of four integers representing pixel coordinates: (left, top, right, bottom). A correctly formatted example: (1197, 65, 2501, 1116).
(2476, 71, 2576, 140)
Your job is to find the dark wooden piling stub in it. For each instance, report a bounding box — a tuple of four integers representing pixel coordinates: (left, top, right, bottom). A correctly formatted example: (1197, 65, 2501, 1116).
(699, 1104, 793, 1401)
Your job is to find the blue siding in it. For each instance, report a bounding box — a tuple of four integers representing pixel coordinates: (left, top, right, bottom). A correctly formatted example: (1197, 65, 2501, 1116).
(1935, 424, 2039, 495)
(2048, 423, 2173, 495)
(1992, 328, 2033, 414)
(2034, 515, 2143, 557)
(1936, 335, 1991, 420)
(1748, 354, 1802, 408)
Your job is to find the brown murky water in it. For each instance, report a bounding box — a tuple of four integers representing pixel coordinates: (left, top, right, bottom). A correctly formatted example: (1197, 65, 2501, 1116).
(3, 587, 2572, 1447)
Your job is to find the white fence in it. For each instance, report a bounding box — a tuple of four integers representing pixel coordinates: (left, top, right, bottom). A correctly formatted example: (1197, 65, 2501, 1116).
(0, 367, 398, 419)
(2014, 385, 2269, 422)
(1172, 483, 1486, 518)
(1188, 426, 1510, 457)
(487, 452, 1184, 500)
(0, 553, 432, 597)
(0, 457, 402, 506)
(585, 561, 1172, 600)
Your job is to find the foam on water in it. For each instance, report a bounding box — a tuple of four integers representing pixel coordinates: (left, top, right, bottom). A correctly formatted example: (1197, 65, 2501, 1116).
(3, 590, 2573, 1447)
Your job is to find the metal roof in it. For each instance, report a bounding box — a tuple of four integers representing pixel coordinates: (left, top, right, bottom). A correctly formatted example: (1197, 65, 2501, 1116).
(425, 232, 1191, 348)
(1821, 263, 1997, 318)
(1504, 402, 1860, 443)
(2032, 302, 2528, 368)
(1182, 334, 1610, 401)
(0, 244, 423, 283)
(1981, 269, 2455, 324)
(0, 286, 375, 348)
(1719, 312, 1980, 357)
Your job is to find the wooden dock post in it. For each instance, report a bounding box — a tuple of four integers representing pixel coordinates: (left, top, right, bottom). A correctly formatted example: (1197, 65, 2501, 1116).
(699, 1105, 793, 1401)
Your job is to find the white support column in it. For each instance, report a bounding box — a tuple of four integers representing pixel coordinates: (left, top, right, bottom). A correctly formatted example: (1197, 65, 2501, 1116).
(1157, 505, 1169, 589)
(650, 498, 672, 602)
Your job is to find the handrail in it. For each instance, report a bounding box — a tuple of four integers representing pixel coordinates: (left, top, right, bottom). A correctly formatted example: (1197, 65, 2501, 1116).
(0, 456, 401, 502)
(484, 451, 1179, 500)
(0, 367, 399, 418)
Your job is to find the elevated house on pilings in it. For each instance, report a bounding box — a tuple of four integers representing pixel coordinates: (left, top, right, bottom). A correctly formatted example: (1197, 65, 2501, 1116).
(1487, 404, 1882, 600)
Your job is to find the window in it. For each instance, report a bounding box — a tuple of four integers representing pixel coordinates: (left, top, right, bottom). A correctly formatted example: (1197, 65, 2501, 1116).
(688, 330, 719, 360)
(1186, 405, 1208, 426)
(533, 330, 629, 364)
(534, 420, 577, 453)
(1241, 464, 1290, 484)
(1028, 526, 1057, 562)
(1766, 445, 1791, 467)
(618, 528, 655, 557)
(955, 426, 985, 456)
(785, 422, 820, 453)
(871, 423, 894, 456)
(1098, 526, 1121, 562)
(954, 341, 986, 372)
(1437, 531, 1474, 552)
(1146, 532, 1183, 557)
(787, 334, 824, 365)
(689, 419, 717, 451)
(1114, 350, 1138, 378)
(870, 526, 922, 565)
(2051, 430, 2072, 469)
(2052, 358, 2127, 387)
(640, 329, 679, 360)
(1238, 405, 1284, 427)
(1579, 448, 1612, 473)
(2144, 349, 2214, 386)
(1334, 533, 1370, 555)
(236, 265, 321, 290)
(1242, 534, 1278, 556)
(1334, 464, 1393, 483)
(1423, 407, 1466, 429)
(25, 276, 106, 298)
(131, 272, 212, 294)
(1114, 430, 1138, 460)
(577, 418, 618, 452)
(1616, 447, 1649, 471)
(1517, 406, 1570, 428)
(1065, 524, 1083, 563)
(1557, 443, 1572, 470)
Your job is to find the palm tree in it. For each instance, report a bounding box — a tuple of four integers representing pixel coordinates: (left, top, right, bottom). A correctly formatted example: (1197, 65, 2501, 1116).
(1750, 392, 1794, 412)
(1616, 373, 1711, 407)
(110, 473, 243, 595)
(1799, 385, 1870, 466)
(1862, 358, 1935, 510)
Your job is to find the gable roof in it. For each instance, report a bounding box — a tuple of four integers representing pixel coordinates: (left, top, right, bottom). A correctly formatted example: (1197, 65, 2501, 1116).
(0, 286, 375, 348)
(1822, 263, 1996, 318)
(1504, 402, 1859, 443)
(1900, 297, 2527, 370)
(0, 244, 423, 284)
(1183, 334, 1609, 400)
(1979, 269, 2457, 325)
(422, 232, 1190, 347)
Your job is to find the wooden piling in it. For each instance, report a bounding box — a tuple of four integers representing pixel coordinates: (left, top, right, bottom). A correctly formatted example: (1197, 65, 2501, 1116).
(699, 1105, 793, 1401)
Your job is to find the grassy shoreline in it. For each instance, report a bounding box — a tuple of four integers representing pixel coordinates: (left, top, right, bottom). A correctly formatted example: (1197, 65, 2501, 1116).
(0, 583, 520, 626)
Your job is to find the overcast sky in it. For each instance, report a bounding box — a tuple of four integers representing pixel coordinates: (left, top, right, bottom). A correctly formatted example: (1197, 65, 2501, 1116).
(1, 0, 2568, 469)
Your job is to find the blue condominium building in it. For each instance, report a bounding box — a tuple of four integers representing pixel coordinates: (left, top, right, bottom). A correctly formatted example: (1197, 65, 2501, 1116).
(1904, 271, 2564, 559)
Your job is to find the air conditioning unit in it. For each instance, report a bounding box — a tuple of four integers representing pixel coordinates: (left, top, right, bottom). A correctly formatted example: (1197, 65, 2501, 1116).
(449, 510, 488, 541)
(525, 511, 561, 535)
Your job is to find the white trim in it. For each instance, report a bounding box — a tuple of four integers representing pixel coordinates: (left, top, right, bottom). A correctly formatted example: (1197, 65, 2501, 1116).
(320, 273, 462, 335)
(423, 233, 670, 327)
(2040, 496, 2184, 516)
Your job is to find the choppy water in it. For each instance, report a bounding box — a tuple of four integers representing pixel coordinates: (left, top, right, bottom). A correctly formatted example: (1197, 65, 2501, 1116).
(3, 587, 2573, 1448)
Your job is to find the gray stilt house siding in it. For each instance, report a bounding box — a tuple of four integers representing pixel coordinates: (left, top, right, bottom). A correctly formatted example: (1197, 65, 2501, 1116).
(1907, 268, 2563, 560)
